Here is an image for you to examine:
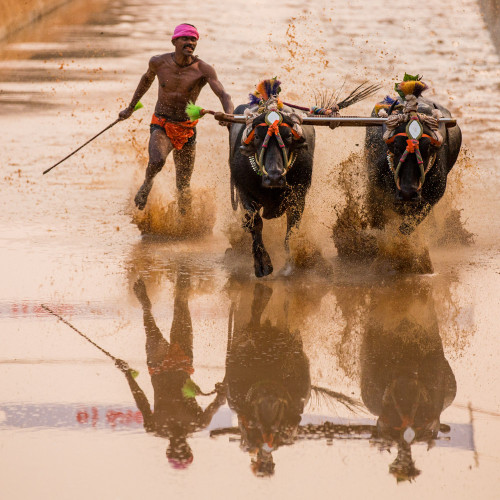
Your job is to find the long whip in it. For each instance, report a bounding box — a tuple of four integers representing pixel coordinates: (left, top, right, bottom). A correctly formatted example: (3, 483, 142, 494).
(41, 304, 139, 378)
(42, 102, 143, 175)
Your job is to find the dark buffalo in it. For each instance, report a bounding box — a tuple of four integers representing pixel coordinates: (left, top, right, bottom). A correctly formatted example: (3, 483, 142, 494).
(365, 97, 462, 234)
(229, 104, 315, 277)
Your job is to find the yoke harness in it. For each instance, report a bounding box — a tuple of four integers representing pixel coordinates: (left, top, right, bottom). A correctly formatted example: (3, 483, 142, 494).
(243, 111, 301, 177)
(384, 113, 442, 189)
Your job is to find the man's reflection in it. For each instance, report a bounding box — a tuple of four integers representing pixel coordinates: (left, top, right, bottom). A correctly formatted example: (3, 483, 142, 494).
(117, 269, 226, 469)
(225, 282, 311, 477)
(360, 278, 457, 481)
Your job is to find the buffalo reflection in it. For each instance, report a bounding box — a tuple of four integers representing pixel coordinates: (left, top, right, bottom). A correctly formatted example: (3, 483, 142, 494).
(360, 278, 457, 481)
(118, 268, 226, 469)
(212, 280, 360, 477)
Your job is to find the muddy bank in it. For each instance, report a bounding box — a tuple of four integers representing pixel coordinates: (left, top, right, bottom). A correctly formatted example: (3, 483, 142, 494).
(0, 0, 72, 40)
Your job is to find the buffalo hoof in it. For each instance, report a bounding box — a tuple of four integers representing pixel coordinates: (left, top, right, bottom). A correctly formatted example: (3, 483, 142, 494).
(253, 249, 273, 278)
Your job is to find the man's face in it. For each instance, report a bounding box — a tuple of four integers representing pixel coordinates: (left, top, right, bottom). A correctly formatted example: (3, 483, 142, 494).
(173, 36, 198, 56)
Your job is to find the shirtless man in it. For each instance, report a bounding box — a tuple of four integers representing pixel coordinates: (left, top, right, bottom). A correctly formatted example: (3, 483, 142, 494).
(119, 23, 234, 211)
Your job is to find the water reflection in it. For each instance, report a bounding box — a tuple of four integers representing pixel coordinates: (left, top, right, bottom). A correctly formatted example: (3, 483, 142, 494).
(123, 268, 226, 469)
(213, 279, 362, 477)
(222, 282, 310, 476)
(360, 278, 457, 482)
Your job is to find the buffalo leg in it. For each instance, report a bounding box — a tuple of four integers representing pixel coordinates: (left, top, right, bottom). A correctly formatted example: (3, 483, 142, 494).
(241, 198, 273, 278)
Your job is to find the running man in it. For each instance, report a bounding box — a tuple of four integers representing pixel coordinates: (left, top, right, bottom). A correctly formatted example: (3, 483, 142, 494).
(119, 23, 234, 212)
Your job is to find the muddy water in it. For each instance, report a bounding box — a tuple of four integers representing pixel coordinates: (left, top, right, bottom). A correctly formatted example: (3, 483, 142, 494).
(1, 0, 499, 498)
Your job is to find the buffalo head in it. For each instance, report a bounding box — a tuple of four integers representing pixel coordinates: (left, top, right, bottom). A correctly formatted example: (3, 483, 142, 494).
(238, 380, 298, 464)
(385, 111, 442, 206)
(240, 110, 307, 188)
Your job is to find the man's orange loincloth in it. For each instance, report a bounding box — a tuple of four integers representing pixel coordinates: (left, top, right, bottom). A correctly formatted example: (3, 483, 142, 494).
(148, 342, 194, 376)
(151, 113, 198, 150)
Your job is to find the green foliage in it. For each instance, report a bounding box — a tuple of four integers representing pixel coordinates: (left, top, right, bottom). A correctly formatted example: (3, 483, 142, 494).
(403, 73, 422, 81)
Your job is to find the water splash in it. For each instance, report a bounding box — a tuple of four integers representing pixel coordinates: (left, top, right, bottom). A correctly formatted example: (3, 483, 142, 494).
(131, 188, 216, 239)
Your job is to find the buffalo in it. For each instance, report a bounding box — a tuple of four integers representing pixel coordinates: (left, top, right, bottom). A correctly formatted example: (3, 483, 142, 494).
(365, 80, 462, 235)
(229, 102, 315, 277)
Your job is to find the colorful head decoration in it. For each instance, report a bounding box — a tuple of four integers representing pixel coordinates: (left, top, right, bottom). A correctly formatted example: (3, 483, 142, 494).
(172, 24, 199, 40)
(394, 73, 428, 100)
(248, 78, 284, 109)
(374, 95, 398, 115)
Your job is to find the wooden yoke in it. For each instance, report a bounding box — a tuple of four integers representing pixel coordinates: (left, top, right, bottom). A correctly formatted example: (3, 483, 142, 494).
(213, 114, 457, 128)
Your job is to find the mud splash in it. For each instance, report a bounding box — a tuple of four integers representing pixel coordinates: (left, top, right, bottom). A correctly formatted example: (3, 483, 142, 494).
(131, 188, 216, 239)
(223, 211, 332, 277)
(331, 146, 475, 273)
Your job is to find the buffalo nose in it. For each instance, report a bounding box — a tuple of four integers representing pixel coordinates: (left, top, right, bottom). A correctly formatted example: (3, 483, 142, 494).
(396, 188, 421, 202)
(262, 174, 285, 188)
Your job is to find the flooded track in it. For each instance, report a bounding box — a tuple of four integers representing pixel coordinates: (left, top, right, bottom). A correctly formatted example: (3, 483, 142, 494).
(1, 0, 499, 498)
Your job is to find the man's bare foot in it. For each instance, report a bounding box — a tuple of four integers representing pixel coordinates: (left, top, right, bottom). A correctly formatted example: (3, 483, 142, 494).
(134, 181, 153, 210)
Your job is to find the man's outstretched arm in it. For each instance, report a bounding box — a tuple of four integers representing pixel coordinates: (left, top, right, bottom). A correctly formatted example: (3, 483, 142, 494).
(202, 63, 234, 115)
(115, 359, 155, 432)
(119, 58, 157, 120)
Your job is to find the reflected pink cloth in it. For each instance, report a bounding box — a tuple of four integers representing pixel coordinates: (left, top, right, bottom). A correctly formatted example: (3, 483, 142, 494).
(172, 24, 199, 40)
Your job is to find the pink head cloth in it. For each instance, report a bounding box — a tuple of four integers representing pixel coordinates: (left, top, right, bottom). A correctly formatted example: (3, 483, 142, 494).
(172, 24, 199, 40)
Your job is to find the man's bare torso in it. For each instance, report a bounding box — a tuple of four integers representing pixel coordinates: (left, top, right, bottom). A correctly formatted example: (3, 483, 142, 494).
(152, 52, 208, 121)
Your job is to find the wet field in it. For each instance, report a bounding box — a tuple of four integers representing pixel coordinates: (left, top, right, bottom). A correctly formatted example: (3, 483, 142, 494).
(1, 0, 499, 498)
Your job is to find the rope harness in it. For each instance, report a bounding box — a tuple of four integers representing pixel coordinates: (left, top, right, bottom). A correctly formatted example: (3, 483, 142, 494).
(384, 114, 442, 190)
(243, 112, 302, 177)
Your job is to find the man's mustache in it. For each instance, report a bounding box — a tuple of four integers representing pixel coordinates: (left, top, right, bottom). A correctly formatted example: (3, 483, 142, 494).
(183, 45, 195, 50)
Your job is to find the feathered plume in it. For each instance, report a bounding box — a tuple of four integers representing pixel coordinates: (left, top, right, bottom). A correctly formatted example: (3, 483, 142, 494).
(374, 95, 398, 115)
(248, 77, 282, 105)
(394, 73, 428, 99)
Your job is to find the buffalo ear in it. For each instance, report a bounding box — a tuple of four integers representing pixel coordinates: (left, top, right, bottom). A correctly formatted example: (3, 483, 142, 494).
(239, 143, 256, 157)
(292, 141, 308, 152)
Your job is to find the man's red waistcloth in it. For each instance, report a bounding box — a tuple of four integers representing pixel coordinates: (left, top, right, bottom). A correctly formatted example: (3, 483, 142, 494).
(148, 342, 194, 376)
(151, 113, 198, 150)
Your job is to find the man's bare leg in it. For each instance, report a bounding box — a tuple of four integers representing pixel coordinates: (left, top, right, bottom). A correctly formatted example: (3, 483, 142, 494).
(135, 129, 174, 210)
(133, 278, 171, 368)
(173, 143, 196, 215)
